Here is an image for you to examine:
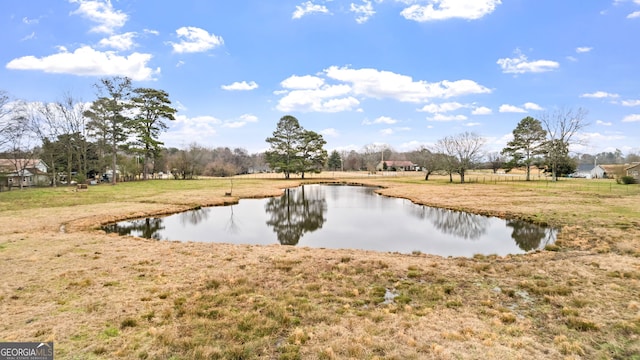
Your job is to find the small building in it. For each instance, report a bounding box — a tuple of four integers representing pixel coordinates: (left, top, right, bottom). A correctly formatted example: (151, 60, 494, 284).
(625, 162, 640, 181)
(0, 159, 50, 188)
(376, 160, 417, 171)
(590, 165, 607, 179)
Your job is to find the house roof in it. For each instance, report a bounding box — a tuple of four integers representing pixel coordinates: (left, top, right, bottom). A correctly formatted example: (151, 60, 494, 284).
(380, 160, 415, 167)
(575, 164, 593, 173)
(0, 158, 46, 169)
(625, 162, 640, 171)
(599, 164, 624, 173)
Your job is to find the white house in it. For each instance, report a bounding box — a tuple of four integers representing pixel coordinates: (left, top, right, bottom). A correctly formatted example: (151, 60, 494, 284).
(0, 159, 50, 188)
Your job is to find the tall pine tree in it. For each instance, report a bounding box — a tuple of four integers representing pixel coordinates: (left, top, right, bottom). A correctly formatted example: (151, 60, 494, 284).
(501, 116, 547, 181)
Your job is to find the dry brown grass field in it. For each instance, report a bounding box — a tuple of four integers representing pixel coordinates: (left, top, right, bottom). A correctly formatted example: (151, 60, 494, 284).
(1, 172, 639, 359)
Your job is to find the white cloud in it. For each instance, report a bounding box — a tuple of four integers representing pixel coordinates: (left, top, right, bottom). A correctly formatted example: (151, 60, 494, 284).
(239, 114, 258, 122)
(576, 47, 593, 53)
(98, 32, 137, 51)
(596, 120, 613, 126)
(69, 0, 128, 34)
(20, 32, 36, 41)
(497, 52, 559, 74)
(277, 84, 360, 113)
(221, 81, 259, 91)
(580, 91, 620, 98)
(363, 116, 398, 125)
(5, 45, 158, 81)
(427, 114, 468, 122)
(628, 11, 640, 18)
(162, 114, 221, 147)
(170, 27, 223, 53)
(622, 114, 640, 122)
(524, 102, 543, 110)
(324, 66, 491, 102)
(499, 104, 526, 113)
(281, 75, 325, 89)
(22, 17, 40, 25)
(566, 55, 578, 62)
(465, 122, 481, 127)
(380, 128, 394, 135)
(351, 0, 376, 24)
(276, 66, 489, 114)
(418, 102, 465, 113)
(221, 114, 258, 128)
(472, 106, 492, 115)
(222, 121, 245, 128)
(292, 1, 330, 19)
(622, 99, 640, 106)
(144, 29, 159, 36)
(400, 0, 501, 22)
(320, 128, 339, 137)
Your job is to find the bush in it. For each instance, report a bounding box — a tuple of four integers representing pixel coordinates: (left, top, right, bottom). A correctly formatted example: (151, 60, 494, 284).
(617, 176, 637, 185)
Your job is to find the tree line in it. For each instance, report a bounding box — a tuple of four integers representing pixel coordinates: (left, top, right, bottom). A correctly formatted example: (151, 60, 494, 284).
(2, 84, 638, 188)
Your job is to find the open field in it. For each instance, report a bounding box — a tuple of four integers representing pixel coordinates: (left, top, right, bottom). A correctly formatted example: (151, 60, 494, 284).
(1, 173, 639, 359)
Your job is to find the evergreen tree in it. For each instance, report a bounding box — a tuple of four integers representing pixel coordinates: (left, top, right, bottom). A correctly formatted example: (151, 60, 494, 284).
(130, 88, 177, 180)
(296, 130, 327, 178)
(265, 115, 303, 179)
(501, 116, 547, 181)
(84, 77, 133, 184)
(265, 115, 327, 179)
(327, 150, 342, 171)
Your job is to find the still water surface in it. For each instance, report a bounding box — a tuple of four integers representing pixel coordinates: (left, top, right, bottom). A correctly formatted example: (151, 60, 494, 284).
(103, 184, 557, 257)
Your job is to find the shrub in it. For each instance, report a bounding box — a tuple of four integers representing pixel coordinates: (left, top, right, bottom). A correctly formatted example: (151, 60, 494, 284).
(617, 175, 637, 185)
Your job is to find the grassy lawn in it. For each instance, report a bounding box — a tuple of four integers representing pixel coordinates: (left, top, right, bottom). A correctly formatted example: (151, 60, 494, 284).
(1, 173, 639, 359)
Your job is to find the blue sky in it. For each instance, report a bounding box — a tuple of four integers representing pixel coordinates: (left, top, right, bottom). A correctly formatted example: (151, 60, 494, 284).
(2, 0, 639, 156)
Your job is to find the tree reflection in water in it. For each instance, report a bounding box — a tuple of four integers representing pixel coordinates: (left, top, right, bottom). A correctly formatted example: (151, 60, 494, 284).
(506, 220, 555, 251)
(410, 206, 489, 240)
(102, 218, 165, 240)
(265, 186, 327, 245)
(180, 207, 209, 226)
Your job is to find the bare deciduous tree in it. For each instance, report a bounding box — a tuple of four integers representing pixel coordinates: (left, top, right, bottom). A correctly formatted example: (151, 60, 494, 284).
(435, 132, 485, 183)
(539, 107, 589, 181)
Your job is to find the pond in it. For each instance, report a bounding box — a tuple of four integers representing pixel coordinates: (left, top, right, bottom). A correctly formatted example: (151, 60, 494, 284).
(103, 184, 557, 257)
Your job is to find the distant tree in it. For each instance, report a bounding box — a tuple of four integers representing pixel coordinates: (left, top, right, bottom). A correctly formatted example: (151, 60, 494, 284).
(343, 150, 362, 171)
(327, 150, 342, 171)
(362, 143, 391, 172)
(265, 115, 303, 179)
(0, 90, 13, 149)
(1, 105, 38, 189)
(627, 153, 640, 163)
(436, 152, 459, 183)
(169, 143, 206, 179)
(436, 132, 485, 183)
(501, 116, 547, 181)
(265, 116, 327, 179)
(130, 88, 177, 180)
(84, 77, 133, 184)
(486, 152, 504, 174)
(407, 146, 439, 180)
(540, 107, 589, 181)
(32, 93, 89, 186)
(85, 97, 112, 177)
(296, 130, 327, 179)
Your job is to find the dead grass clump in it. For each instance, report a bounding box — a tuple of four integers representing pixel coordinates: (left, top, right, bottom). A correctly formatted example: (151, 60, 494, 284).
(565, 317, 599, 332)
(553, 335, 586, 356)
